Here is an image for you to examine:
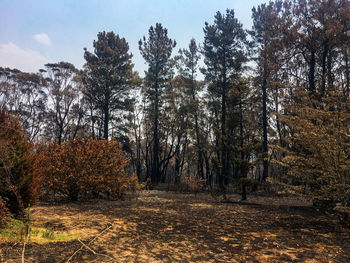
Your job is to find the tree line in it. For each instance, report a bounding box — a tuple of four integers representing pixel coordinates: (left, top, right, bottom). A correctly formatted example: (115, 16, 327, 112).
(1, 0, 350, 209)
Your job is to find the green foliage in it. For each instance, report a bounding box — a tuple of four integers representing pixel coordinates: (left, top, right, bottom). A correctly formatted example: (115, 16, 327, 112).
(0, 218, 76, 242)
(41, 229, 54, 239)
(139, 23, 176, 183)
(202, 9, 247, 84)
(83, 31, 135, 140)
(202, 9, 249, 191)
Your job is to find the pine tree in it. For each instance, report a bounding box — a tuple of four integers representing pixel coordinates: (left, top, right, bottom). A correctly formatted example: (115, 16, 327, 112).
(139, 23, 176, 183)
(202, 9, 247, 194)
(178, 39, 204, 180)
(83, 31, 135, 140)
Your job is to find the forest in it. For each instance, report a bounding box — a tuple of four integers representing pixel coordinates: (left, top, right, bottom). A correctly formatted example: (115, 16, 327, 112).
(1, 0, 350, 262)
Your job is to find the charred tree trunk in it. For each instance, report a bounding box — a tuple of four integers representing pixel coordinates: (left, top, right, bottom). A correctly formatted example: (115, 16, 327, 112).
(152, 82, 160, 183)
(262, 62, 269, 182)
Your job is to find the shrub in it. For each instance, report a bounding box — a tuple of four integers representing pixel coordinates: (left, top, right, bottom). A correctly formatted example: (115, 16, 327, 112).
(278, 92, 350, 210)
(0, 198, 11, 227)
(33, 137, 135, 201)
(0, 110, 35, 218)
(170, 175, 207, 194)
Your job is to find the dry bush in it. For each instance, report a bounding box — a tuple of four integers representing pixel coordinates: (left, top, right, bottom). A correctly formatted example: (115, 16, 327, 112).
(33, 137, 136, 201)
(279, 92, 350, 208)
(170, 175, 207, 194)
(0, 198, 11, 227)
(0, 110, 36, 218)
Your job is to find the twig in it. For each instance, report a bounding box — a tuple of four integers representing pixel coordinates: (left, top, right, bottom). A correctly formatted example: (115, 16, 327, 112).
(66, 224, 113, 263)
(21, 241, 26, 263)
(87, 224, 113, 245)
(78, 239, 116, 261)
(77, 239, 96, 254)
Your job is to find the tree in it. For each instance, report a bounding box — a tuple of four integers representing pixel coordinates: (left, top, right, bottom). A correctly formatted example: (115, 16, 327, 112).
(41, 62, 85, 144)
(279, 89, 350, 210)
(139, 23, 176, 183)
(0, 68, 47, 142)
(178, 39, 205, 180)
(83, 31, 135, 140)
(202, 9, 247, 194)
(250, 1, 286, 182)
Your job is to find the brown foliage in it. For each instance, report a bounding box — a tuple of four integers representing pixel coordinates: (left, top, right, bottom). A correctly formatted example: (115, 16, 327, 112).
(33, 137, 134, 201)
(0, 198, 11, 227)
(277, 91, 350, 212)
(0, 110, 35, 218)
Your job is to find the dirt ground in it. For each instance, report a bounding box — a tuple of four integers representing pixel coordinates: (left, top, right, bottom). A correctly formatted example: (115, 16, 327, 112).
(0, 190, 349, 263)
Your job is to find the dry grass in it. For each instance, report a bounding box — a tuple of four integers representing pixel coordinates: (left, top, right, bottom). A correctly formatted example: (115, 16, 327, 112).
(0, 190, 349, 262)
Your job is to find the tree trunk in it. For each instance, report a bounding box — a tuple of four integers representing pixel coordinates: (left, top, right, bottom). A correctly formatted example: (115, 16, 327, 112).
(308, 49, 316, 93)
(152, 83, 160, 183)
(220, 80, 228, 196)
(262, 62, 269, 182)
(103, 104, 109, 140)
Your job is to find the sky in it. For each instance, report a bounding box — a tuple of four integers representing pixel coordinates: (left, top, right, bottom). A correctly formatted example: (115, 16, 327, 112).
(0, 0, 268, 75)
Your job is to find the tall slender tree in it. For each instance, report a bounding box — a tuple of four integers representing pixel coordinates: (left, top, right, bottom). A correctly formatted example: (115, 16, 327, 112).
(202, 9, 247, 193)
(139, 23, 176, 183)
(178, 39, 204, 179)
(250, 1, 284, 181)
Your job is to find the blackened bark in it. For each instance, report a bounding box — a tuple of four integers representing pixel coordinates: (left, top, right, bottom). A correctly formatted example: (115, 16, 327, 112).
(321, 41, 329, 97)
(152, 82, 160, 183)
(191, 77, 204, 179)
(309, 50, 316, 93)
(262, 64, 269, 182)
(220, 80, 228, 194)
(345, 48, 350, 96)
(103, 104, 109, 140)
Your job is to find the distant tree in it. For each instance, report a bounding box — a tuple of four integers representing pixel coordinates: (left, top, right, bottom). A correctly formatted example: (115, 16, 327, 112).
(0, 67, 47, 142)
(41, 62, 85, 144)
(178, 39, 205, 180)
(139, 23, 176, 183)
(202, 9, 247, 194)
(250, 1, 285, 181)
(83, 31, 135, 140)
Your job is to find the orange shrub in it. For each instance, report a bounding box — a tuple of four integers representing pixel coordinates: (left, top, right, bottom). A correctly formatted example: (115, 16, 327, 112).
(33, 137, 133, 201)
(0, 110, 35, 219)
(0, 198, 11, 227)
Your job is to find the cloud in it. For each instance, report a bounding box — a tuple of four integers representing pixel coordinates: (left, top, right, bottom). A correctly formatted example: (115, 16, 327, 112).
(33, 33, 51, 45)
(0, 42, 50, 72)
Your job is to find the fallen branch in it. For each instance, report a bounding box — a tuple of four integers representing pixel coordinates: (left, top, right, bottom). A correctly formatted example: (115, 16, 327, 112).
(77, 239, 96, 255)
(66, 223, 114, 263)
(78, 239, 116, 261)
(21, 241, 26, 263)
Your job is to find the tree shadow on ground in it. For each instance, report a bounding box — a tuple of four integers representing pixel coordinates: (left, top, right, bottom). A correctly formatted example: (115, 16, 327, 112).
(1, 191, 349, 262)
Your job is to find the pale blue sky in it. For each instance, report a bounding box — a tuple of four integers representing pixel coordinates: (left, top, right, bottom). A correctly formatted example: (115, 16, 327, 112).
(0, 0, 268, 74)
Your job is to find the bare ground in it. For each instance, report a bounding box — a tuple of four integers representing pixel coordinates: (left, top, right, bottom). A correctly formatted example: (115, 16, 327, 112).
(0, 190, 349, 263)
